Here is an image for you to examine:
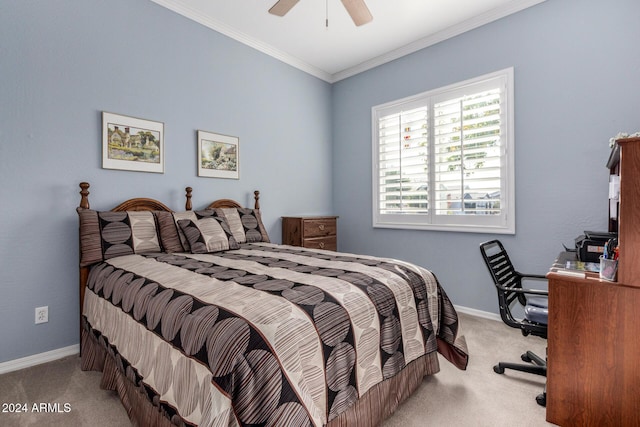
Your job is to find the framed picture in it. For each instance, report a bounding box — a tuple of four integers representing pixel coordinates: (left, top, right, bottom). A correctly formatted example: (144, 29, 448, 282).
(197, 130, 239, 179)
(102, 112, 164, 173)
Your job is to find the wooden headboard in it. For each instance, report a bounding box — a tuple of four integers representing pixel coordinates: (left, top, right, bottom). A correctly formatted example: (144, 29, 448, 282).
(206, 190, 261, 210)
(78, 181, 192, 212)
(78, 182, 260, 211)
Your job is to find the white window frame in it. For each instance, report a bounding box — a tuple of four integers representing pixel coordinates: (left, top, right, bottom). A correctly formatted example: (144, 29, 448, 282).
(372, 68, 515, 234)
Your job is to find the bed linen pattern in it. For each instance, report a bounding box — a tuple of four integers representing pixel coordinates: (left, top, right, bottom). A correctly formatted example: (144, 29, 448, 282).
(82, 243, 467, 427)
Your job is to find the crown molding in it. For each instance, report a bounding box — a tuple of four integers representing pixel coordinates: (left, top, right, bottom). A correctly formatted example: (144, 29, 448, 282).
(151, 0, 546, 84)
(150, 0, 333, 82)
(331, 0, 547, 82)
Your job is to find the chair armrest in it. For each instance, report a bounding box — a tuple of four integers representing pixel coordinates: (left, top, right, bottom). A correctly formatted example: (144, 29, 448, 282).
(494, 283, 548, 297)
(516, 272, 547, 280)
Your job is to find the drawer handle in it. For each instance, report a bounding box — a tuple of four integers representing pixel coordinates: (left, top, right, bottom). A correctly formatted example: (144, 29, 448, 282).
(319, 242, 325, 249)
(318, 224, 325, 231)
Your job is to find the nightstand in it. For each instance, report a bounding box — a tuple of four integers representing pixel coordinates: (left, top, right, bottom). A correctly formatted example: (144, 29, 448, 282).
(281, 216, 338, 251)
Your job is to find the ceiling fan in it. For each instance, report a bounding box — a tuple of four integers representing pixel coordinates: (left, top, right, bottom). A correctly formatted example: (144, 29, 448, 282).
(269, 0, 373, 26)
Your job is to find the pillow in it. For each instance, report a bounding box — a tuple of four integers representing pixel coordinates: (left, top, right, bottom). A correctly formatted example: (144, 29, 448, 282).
(215, 208, 246, 243)
(155, 209, 235, 253)
(78, 208, 161, 267)
(215, 207, 270, 243)
(177, 217, 240, 254)
(171, 211, 199, 252)
(154, 211, 186, 253)
(193, 209, 220, 219)
(237, 208, 270, 243)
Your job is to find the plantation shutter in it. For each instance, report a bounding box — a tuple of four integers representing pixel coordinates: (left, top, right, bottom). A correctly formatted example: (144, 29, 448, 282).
(433, 86, 503, 217)
(378, 105, 429, 215)
(372, 68, 514, 233)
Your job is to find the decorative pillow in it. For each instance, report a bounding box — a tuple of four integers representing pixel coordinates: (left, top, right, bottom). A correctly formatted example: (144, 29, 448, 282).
(153, 210, 235, 253)
(237, 208, 270, 243)
(216, 208, 246, 243)
(171, 211, 199, 252)
(154, 211, 186, 253)
(193, 209, 219, 219)
(177, 217, 240, 254)
(78, 208, 161, 267)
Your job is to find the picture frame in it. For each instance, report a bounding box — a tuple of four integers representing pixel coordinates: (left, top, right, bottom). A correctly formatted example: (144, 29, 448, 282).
(102, 112, 164, 173)
(197, 130, 239, 179)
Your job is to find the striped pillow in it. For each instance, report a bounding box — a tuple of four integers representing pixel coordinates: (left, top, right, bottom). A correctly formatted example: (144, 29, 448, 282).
(216, 208, 246, 243)
(177, 217, 239, 254)
(162, 209, 225, 252)
(215, 208, 270, 243)
(154, 211, 186, 253)
(237, 208, 270, 243)
(170, 211, 199, 252)
(77, 208, 162, 267)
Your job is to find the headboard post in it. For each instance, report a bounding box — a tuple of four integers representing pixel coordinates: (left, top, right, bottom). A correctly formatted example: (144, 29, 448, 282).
(79, 182, 90, 209)
(78, 181, 90, 353)
(254, 190, 260, 210)
(186, 187, 193, 211)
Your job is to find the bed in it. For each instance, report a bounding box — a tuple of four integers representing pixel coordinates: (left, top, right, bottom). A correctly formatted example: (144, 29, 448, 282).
(77, 182, 468, 427)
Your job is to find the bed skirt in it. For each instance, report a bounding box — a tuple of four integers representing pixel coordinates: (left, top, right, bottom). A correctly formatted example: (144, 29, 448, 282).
(81, 323, 441, 427)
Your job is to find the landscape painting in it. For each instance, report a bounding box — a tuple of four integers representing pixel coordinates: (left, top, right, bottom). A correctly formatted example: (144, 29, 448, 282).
(102, 112, 164, 173)
(198, 130, 239, 179)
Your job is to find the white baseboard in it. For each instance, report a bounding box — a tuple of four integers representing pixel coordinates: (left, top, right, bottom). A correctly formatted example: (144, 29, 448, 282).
(0, 345, 79, 375)
(454, 304, 501, 322)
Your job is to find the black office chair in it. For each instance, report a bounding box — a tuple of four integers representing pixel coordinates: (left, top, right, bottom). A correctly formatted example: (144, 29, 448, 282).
(479, 239, 548, 406)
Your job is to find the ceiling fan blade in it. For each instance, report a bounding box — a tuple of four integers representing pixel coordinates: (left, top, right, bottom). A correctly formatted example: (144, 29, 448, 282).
(340, 0, 373, 26)
(269, 0, 300, 17)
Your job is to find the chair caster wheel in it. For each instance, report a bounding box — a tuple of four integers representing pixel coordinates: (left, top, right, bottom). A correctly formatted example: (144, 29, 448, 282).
(493, 365, 505, 374)
(521, 353, 532, 363)
(536, 393, 546, 407)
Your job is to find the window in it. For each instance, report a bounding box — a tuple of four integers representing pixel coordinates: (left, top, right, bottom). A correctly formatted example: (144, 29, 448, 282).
(372, 68, 514, 234)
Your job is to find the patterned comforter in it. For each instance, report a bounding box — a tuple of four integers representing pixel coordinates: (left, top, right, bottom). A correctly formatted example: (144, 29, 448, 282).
(82, 243, 468, 426)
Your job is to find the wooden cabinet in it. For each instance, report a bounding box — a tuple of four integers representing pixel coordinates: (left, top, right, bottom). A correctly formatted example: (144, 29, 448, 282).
(616, 137, 640, 287)
(546, 137, 640, 426)
(546, 274, 640, 426)
(606, 143, 621, 232)
(282, 216, 338, 251)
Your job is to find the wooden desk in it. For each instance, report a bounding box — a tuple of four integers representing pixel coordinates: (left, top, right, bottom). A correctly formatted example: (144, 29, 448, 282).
(546, 137, 640, 425)
(546, 272, 640, 426)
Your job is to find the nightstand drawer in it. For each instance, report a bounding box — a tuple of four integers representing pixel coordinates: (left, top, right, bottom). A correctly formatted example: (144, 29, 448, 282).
(303, 218, 337, 238)
(303, 236, 337, 251)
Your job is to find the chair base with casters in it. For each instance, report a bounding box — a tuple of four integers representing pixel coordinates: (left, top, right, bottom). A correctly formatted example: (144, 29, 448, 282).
(479, 239, 549, 407)
(493, 350, 546, 376)
(493, 349, 547, 406)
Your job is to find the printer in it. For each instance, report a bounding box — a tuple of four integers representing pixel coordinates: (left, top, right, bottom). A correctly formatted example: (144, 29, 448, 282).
(575, 231, 618, 262)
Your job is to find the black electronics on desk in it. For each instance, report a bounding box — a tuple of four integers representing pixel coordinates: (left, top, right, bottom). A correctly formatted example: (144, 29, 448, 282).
(575, 231, 618, 262)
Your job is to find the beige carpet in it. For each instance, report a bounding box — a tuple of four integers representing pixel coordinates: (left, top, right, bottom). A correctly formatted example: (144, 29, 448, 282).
(0, 312, 553, 427)
(381, 312, 552, 427)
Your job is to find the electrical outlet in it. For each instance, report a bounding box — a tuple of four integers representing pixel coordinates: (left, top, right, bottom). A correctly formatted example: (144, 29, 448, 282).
(35, 306, 48, 324)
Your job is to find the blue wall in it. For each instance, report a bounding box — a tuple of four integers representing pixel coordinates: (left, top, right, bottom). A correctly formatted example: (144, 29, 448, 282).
(2, 0, 640, 364)
(331, 0, 640, 313)
(0, 0, 332, 363)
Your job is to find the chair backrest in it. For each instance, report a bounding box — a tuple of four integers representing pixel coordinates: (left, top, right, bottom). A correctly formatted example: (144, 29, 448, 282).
(480, 239, 527, 327)
(480, 239, 547, 338)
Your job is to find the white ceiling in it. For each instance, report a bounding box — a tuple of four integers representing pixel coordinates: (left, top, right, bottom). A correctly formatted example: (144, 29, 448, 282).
(151, 0, 545, 83)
